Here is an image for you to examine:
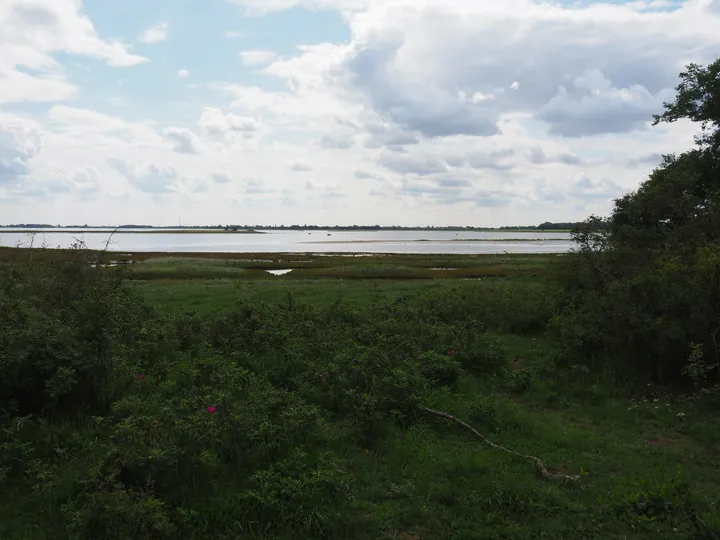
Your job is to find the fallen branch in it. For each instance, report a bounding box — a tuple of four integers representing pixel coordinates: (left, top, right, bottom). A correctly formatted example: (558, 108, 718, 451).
(694, 512, 720, 540)
(419, 406, 580, 482)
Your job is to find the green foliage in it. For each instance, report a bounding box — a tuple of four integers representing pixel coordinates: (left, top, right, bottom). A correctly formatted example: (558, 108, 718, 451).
(4, 241, 719, 539)
(552, 58, 720, 388)
(610, 467, 691, 526)
(0, 252, 518, 538)
(0, 261, 150, 415)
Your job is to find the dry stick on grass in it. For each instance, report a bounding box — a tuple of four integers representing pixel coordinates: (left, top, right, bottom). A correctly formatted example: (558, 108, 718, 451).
(694, 513, 720, 540)
(419, 406, 580, 482)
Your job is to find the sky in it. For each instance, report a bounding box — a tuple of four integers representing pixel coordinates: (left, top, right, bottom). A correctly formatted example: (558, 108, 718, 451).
(0, 0, 718, 227)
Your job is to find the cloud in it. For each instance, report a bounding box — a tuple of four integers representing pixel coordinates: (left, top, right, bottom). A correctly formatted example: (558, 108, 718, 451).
(354, 170, 381, 180)
(627, 153, 664, 167)
(319, 135, 354, 149)
(211, 173, 232, 184)
(108, 159, 180, 193)
(437, 178, 471, 188)
(243, 178, 273, 194)
(46, 106, 161, 145)
(528, 147, 584, 166)
(3, 0, 718, 226)
(224, 30, 246, 38)
(289, 160, 312, 171)
(465, 149, 515, 171)
(1, 0, 147, 67)
(238, 0, 717, 145)
(0, 0, 147, 105)
(362, 123, 419, 149)
(569, 176, 625, 200)
(0, 118, 43, 184)
(536, 69, 675, 137)
(198, 107, 260, 137)
(163, 127, 203, 155)
(138, 23, 169, 44)
(43, 165, 101, 194)
(239, 50, 278, 67)
(345, 36, 500, 138)
(378, 151, 447, 176)
(177, 69, 189, 78)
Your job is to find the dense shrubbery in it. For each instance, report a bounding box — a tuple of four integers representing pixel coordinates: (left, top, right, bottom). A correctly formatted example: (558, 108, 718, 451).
(552, 59, 720, 388)
(0, 257, 512, 538)
(0, 261, 151, 415)
(4, 57, 719, 540)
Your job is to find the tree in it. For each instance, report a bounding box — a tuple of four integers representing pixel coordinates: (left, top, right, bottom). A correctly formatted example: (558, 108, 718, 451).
(653, 59, 720, 151)
(553, 58, 720, 385)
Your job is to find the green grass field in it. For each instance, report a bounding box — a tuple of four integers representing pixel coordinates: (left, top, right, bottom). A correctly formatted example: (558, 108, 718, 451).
(130, 255, 720, 538)
(1, 249, 719, 539)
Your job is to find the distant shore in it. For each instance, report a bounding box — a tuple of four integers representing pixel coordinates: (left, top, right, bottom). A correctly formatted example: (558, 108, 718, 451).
(0, 226, 575, 233)
(304, 238, 570, 244)
(0, 229, 265, 235)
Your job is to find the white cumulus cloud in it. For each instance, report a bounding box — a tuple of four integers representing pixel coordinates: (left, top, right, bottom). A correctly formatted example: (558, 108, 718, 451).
(163, 127, 204, 155)
(138, 22, 169, 44)
(239, 49, 279, 67)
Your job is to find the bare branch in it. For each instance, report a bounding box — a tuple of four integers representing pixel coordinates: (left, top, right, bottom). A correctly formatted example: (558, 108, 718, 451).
(694, 512, 720, 540)
(419, 406, 580, 482)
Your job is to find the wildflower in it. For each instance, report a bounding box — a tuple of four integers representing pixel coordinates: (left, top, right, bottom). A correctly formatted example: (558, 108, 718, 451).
(207, 406, 217, 415)
(450, 349, 456, 356)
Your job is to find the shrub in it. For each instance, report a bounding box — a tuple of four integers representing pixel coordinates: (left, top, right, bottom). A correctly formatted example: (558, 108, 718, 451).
(551, 59, 720, 388)
(0, 261, 150, 415)
(0, 248, 516, 538)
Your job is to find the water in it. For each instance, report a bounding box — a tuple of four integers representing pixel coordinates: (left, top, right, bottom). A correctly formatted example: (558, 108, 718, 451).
(0, 229, 573, 254)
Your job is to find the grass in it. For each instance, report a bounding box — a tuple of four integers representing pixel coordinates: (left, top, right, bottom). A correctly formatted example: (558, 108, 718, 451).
(132, 279, 478, 315)
(1, 250, 719, 539)
(131, 260, 720, 538)
(0, 248, 560, 280)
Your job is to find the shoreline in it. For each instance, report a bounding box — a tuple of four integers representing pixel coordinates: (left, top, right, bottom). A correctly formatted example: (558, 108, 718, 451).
(0, 229, 265, 235)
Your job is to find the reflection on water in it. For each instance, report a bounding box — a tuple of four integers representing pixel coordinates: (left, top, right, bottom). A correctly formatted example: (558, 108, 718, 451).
(0, 229, 574, 254)
(266, 269, 294, 276)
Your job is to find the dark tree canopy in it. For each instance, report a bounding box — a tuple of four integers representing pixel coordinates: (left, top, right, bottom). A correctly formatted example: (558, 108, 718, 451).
(653, 58, 720, 150)
(554, 58, 720, 385)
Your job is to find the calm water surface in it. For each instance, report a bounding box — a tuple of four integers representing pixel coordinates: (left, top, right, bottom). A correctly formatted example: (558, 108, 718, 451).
(0, 229, 573, 254)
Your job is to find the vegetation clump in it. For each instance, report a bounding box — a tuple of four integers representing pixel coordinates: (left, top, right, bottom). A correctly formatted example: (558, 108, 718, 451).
(553, 58, 720, 388)
(1, 59, 720, 539)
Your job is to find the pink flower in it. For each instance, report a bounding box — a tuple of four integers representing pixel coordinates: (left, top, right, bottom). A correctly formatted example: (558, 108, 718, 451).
(450, 350, 456, 356)
(207, 406, 217, 415)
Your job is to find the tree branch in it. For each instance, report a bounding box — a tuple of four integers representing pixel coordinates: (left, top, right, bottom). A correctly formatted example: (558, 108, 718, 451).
(419, 406, 580, 482)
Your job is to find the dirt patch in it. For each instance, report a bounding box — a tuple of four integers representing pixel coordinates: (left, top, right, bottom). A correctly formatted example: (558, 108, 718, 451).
(648, 435, 676, 446)
(509, 358, 526, 373)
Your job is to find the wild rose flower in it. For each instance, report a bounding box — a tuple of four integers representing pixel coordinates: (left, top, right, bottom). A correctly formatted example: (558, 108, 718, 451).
(207, 406, 217, 415)
(449, 350, 456, 356)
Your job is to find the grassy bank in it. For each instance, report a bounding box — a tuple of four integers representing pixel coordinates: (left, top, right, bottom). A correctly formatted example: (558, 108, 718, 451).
(1, 250, 718, 539)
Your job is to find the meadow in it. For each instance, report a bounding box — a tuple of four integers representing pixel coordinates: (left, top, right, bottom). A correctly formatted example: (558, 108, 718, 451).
(4, 57, 719, 540)
(1, 246, 718, 539)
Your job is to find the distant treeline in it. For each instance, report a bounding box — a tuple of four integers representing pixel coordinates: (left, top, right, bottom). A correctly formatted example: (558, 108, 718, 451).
(2, 222, 588, 231)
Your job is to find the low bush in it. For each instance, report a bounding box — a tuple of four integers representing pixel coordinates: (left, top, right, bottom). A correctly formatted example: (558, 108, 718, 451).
(0, 254, 515, 538)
